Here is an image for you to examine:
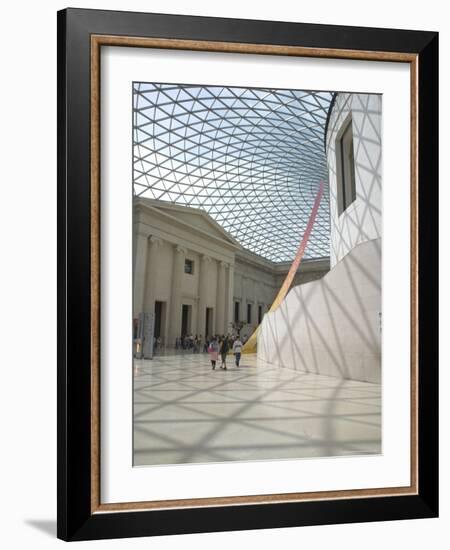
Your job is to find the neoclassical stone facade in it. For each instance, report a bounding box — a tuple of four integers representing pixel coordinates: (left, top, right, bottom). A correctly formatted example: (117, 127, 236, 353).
(134, 198, 329, 346)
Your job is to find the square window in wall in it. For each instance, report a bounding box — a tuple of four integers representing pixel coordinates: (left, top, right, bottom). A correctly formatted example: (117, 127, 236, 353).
(336, 116, 356, 215)
(184, 259, 194, 274)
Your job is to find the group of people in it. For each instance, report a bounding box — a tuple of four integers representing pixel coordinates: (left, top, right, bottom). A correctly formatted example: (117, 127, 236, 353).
(207, 335, 244, 370)
(175, 334, 204, 352)
(174, 333, 248, 370)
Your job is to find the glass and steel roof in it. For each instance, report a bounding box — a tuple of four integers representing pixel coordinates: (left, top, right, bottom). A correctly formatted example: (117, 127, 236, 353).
(133, 83, 333, 262)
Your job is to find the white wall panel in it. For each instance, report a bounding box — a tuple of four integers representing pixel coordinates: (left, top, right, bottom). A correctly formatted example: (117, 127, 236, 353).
(327, 93, 382, 266)
(258, 238, 381, 382)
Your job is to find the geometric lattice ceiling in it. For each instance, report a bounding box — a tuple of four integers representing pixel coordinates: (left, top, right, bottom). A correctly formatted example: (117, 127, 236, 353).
(133, 83, 334, 262)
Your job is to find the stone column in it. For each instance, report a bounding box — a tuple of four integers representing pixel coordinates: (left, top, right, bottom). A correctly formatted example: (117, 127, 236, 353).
(133, 231, 149, 317)
(241, 276, 247, 322)
(226, 263, 234, 335)
(251, 278, 258, 327)
(215, 261, 227, 336)
(197, 254, 211, 337)
(144, 236, 163, 314)
(169, 245, 186, 346)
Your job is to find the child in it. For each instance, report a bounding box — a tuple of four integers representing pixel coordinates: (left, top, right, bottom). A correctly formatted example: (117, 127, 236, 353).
(208, 337, 219, 370)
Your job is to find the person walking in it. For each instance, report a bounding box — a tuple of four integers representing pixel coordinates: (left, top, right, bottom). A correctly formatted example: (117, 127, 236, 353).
(208, 337, 219, 370)
(219, 336, 229, 370)
(232, 337, 243, 367)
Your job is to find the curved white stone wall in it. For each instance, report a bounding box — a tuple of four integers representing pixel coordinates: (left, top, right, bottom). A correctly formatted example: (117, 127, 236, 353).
(326, 93, 382, 267)
(258, 238, 381, 383)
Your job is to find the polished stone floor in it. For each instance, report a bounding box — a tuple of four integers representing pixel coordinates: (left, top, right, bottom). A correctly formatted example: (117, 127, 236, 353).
(133, 353, 381, 466)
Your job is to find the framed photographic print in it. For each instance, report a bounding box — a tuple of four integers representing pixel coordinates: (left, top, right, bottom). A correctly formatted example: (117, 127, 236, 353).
(57, 7, 438, 541)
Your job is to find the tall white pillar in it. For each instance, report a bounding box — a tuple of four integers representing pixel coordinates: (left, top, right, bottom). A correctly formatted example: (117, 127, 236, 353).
(133, 231, 149, 317)
(169, 245, 186, 346)
(215, 261, 227, 336)
(241, 276, 247, 322)
(197, 254, 211, 337)
(226, 263, 234, 335)
(143, 236, 162, 314)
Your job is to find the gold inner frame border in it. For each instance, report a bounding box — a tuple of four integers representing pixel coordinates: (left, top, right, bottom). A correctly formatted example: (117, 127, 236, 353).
(90, 34, 419, 514)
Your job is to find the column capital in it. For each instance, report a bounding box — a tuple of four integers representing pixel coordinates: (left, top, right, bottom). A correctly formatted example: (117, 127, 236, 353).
(149, 235, 163, 247)
(174, 245, 187, 255)
(201, 254, 212, 263)
(135, 230, 150, 240)
(134, 221, 151, 239)
(219, 260, 229, 269)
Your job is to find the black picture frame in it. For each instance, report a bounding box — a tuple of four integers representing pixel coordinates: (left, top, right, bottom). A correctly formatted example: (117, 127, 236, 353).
(57, 7, 438, 542)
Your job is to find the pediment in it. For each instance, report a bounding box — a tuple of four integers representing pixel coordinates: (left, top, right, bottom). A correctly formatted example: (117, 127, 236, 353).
(135, 198, 238, 247)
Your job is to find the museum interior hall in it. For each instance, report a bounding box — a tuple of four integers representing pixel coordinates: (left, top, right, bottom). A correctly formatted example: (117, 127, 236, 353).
(132, 83, 382, 466)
